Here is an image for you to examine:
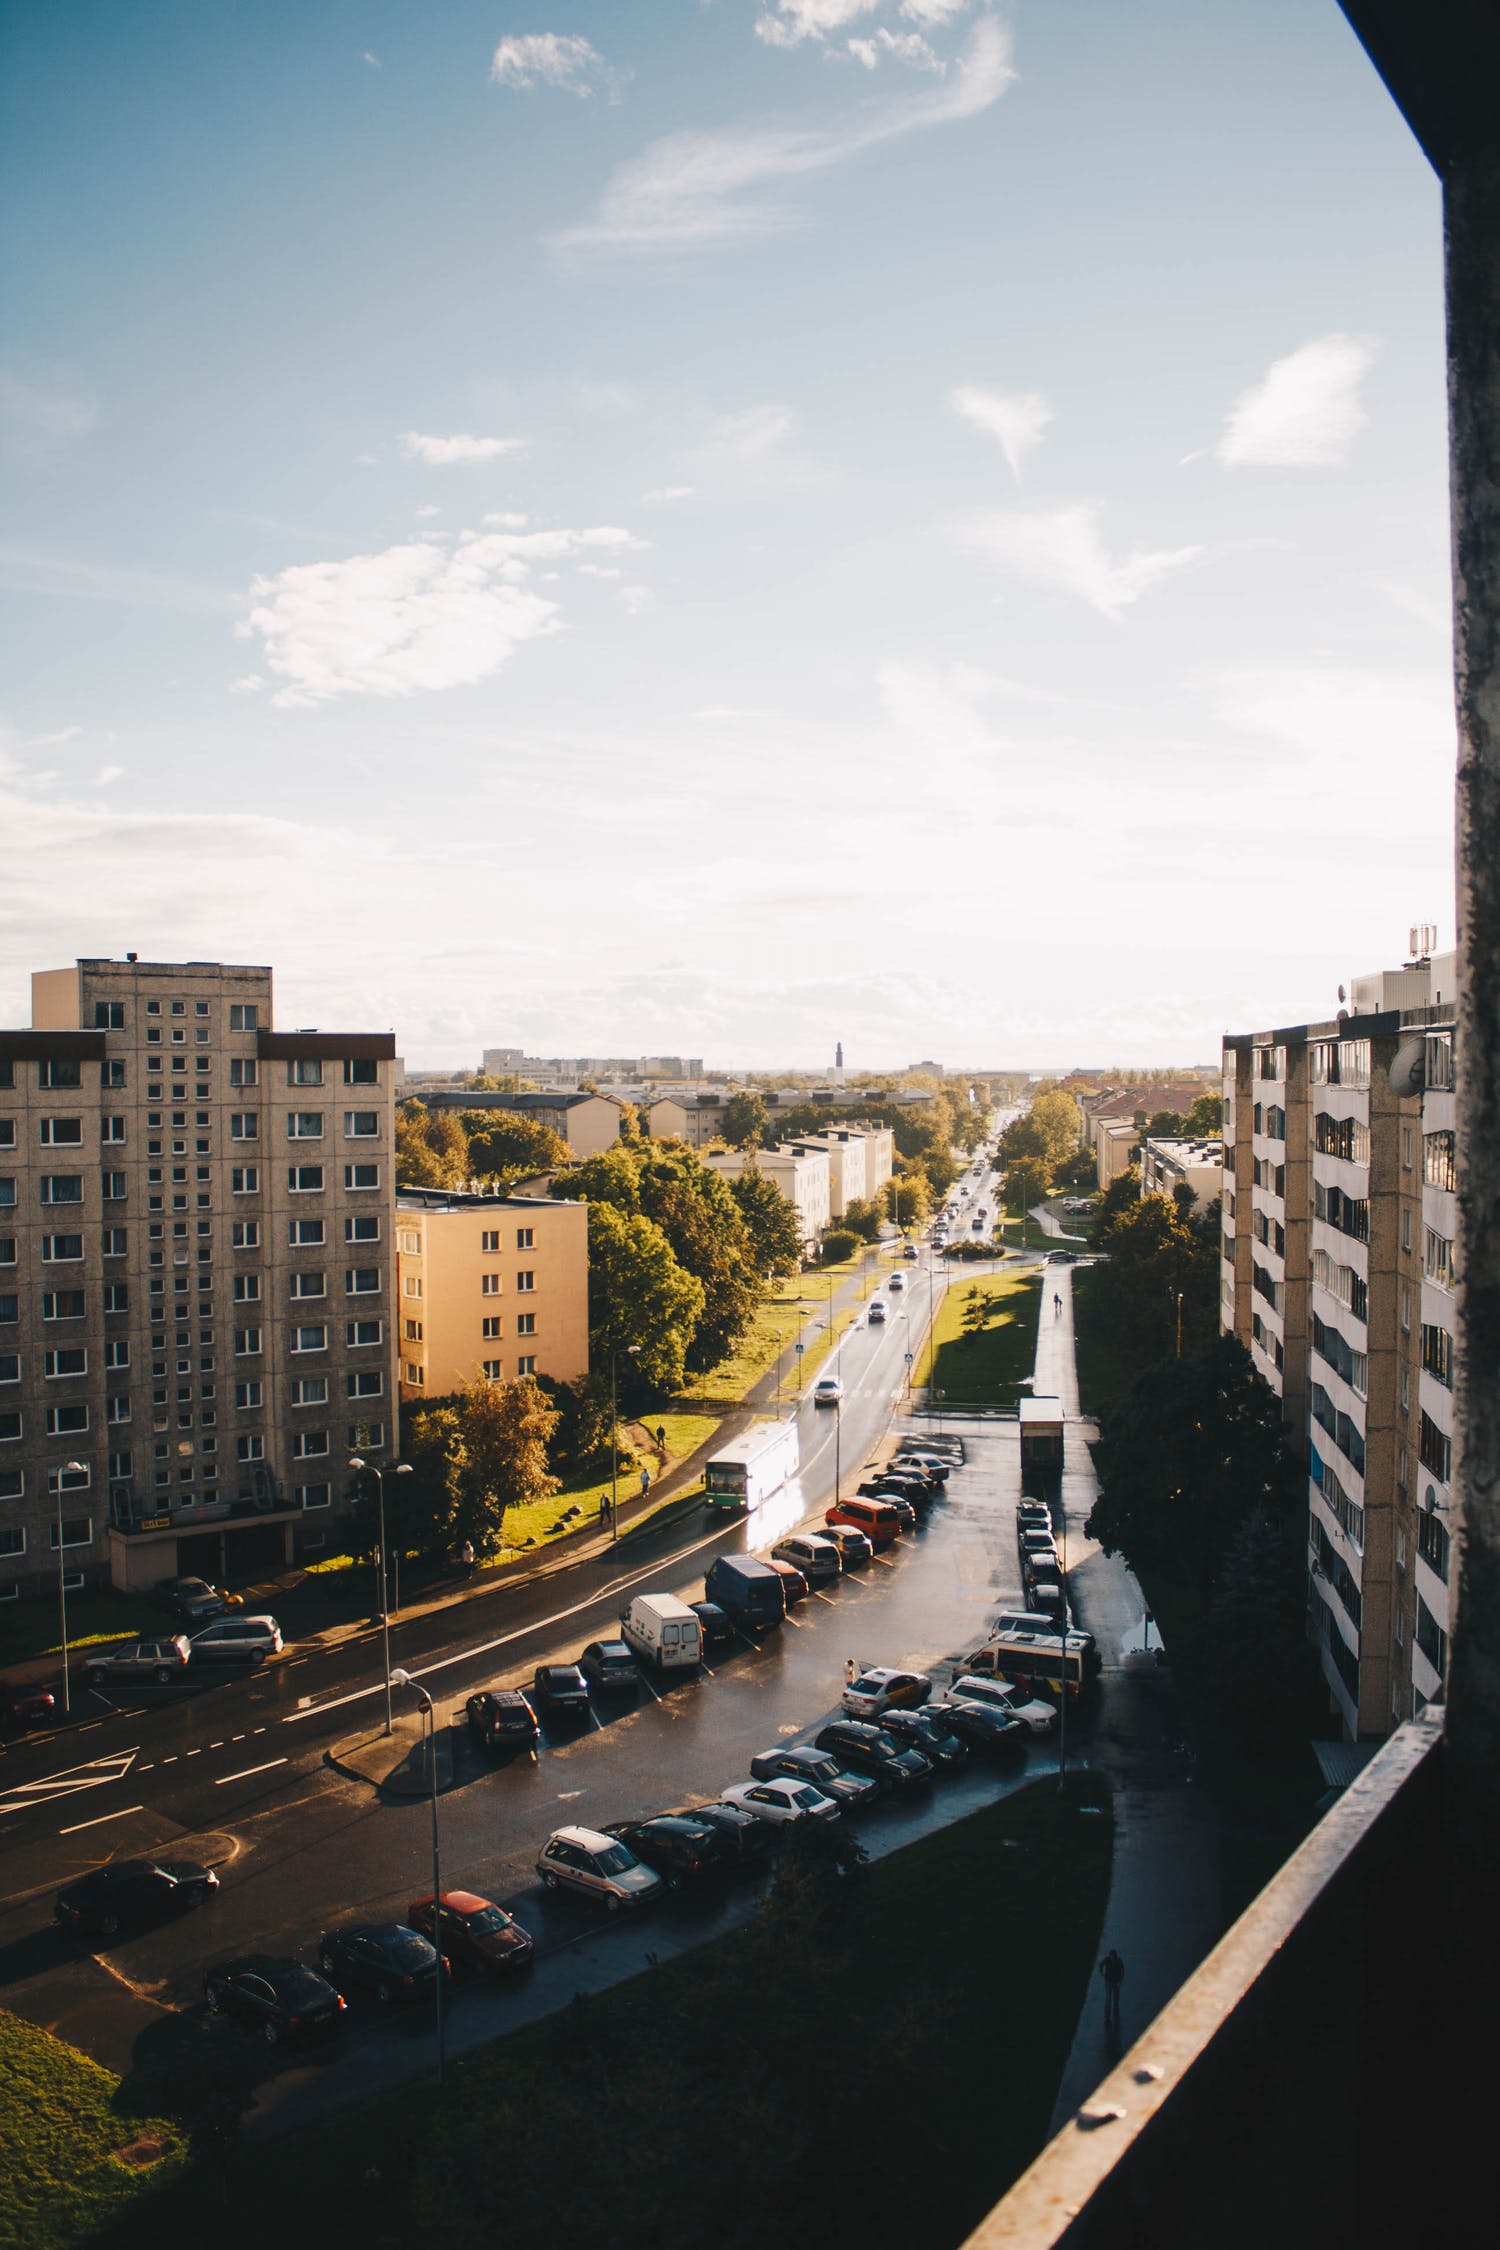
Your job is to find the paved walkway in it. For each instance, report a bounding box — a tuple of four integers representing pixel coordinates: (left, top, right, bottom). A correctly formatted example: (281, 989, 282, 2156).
(1039, 1260, 1226, 2131)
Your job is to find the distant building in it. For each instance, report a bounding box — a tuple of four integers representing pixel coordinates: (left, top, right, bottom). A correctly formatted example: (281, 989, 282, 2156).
(420, 1089, 623, 1158)
(702, 1146, 831, 1253)
(395, 1187, 588, 1400)
(1140, 1137, 1224, 1209)
(783, 1126, 892, 1218)
(1079, 1081, 1208, 1186)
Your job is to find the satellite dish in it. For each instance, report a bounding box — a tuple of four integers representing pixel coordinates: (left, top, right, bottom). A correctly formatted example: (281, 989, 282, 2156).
(1389, 1036, 1427, 1098)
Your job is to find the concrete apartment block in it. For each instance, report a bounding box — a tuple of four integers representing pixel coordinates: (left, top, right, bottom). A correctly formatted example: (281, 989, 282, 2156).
(394, 1188, 588, 1401)
(701, 1145, 832, 1252)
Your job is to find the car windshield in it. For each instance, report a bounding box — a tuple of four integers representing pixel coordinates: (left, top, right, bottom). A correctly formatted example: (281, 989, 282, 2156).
(803, 1755, 839, 1780)
(593, 1844, 635, 1875)
(385, 1935, 434, 1969)
(497, 1707, 531, 1727)
(599, 1643, 631, 1661)
(465, 1907, 512, 1934)
(275, 1967, 333, 2006)
(790, 1785, 825, 1807)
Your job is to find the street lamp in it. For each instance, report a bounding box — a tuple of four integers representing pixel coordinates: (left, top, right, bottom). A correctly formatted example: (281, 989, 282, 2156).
(833, 1394, 842, 1507)
(350, 1458, 414, 1738)
(388, 1667, 445, 2085)
(58, 1461, 87, 1714)
(609, 1344, 641, 1541)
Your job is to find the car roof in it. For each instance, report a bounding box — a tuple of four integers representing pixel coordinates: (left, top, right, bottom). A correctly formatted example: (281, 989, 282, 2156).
(419, 1890, 492, 1914)
(550, 1825, 615, 1850)
(539, 1662, 585, 1678)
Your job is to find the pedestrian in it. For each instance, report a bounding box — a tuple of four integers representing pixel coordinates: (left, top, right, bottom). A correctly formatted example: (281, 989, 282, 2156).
(845, 1656, 858, 1684)
(655, 1424, 667, 1453)
(1100, 1948, 1124, 2022)
(1054, 1292, 1062, 1317)
(639, 1466, 651, 1498)
(460, 1538, 475, 1578)
(598, 1492, 610, 1527)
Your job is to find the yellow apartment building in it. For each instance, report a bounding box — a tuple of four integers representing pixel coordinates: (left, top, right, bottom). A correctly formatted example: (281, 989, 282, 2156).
(395, 1187, 589, 1401)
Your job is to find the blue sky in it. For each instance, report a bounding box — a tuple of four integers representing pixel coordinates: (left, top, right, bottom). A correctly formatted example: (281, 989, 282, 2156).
(0, 2, 1454, 1068)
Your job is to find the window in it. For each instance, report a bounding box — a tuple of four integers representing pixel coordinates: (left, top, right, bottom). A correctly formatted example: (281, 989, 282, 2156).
(0, 1524, 24, 1555)
(289, 1217, 325, 1246)
(41, 1233, 84, 1262)
(103, 1058, 126, 1088)
(1403, 1208, 1414, 1253)
(231, 1220, 260, 1250)
(44, 1403, 89, 1435)
(1419, 1411, 1453, 1484)
(288, 1058, 323, 1086)
(232, 1273, 262, 1303)
(404, 1362, 425, 1386)
(0, 1237, 12, 1264)
(44, 1347, 88, 1378)
(482, 1316, 501, 1339)
(345, 1215, 380, 1242)
(101, 1116, 126, 1144)
(1424, 1130, 1458, 1192)
(229, 1058, 258, 1088)
(236, 1434, 265, 1462)
(42, 1291, 86, 1320)
(343, 1111, 379, 1138)
(0, 1410, 21, 1441)
(0, 1354, 18, 1382)
(234, 1380, 263, 1408)
(398, 1229, 422, 1257)
(290, 1271, 326, 1298)
(0, 1120, 12, 1148)
(231, 1166, 260, 1194)
(1402, 1127, 1414, 1171)
(291, 1378, 328, 1407)
(103, 1228, 126, 1257)
(481, 1273, 501, 1296)
(288, 1166, 324, 1193)
(516, 1227, 534, 1250)
(288, 1112, 323, 1139)
(49, 1513, 93, 1545)
(1422, 1323, 1455, 1388)
(516, 1270, 535, 1293)
(345, 1162, 379, 1190)
(517, 1354, 536, 1377)
(403, 1275, 422, 1298)
(38, 1057, 82, 1089)
(94, 1000, 126, 1030)
(1418, 1508, 1451, 1583)
(343, 1057, 378, 1085)
(345, 1267, 380, 1295)
(293, 1430, 329, 1460)
(0, 1294, 17, 1328)
(40, 1175, 84, 1204)
(292, 1324, 328, 1353)
(105, 1169, 128, 1202)
(0, 1182, 12, 1211)
(1314, 1112, 1370, 1165)
(229, 1004, 258, 1031)
(296, 1483, 331, 1510)
(481, 1229, 500, 1253)
(482, 1359, 502, 1380)
(516, 1311, 536, 1337)
(347, 1319, 383, 1346)
(230, 1113, 259, 1141)
(347, 1420, 384, 1449)
(233, 1328, 263, 1356)
(343, 1371, 382, 1401)
(103, 1283, 129, 1314)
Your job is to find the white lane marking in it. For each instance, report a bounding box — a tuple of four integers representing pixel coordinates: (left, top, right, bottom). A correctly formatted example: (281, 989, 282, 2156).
(214, 1758, 287, 1785)
(58, 1804, 145, 1835)
(635, 1670, 662, 1703)
(0, 1746, 140, 1811)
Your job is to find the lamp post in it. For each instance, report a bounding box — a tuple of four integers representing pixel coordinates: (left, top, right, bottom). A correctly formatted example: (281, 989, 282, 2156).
(350, 1458, 414, 1738)
(609, 1344, 640, 1540)
(58, 1461, 87, 1714)
(833, 1395, 842, 1506)
(388, 1667, 444, 2085)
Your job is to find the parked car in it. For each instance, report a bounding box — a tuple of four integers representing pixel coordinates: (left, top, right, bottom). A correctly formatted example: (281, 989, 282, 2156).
(688, 1600, 734, 1655)
(929, 1697, 1028, 1755)
(814, 1719, 933, 1791)
(83, 1636, 192, 1689)
(406, 1890, 533, 1973)
(0, 1677, 55, 1732)
(531, 1663, 593, 1719)
(318, 1922, 444, 2004)
(465, 1687, 540, 1753)
(971, 1216, 985, 1232)
(203, 1955, 346, 2046)
(879, 1705, 970, 1767)
(947, 1673, 1057, 1734)
(766, 1557, 809, 1606)
(1016, 1501, 1052, 1530)
(819, 1524, 874, 1571)
(189, 1614, 282, 1665)
(859, 1474, 932, 1509)
(603, 1815, 731, 1888)
(771, 1533, 841, 1588)
(748, 1745, 881, 1810)
(878, 1496, 918, 1533)
(578, 1639, 641, 1694)
(620, 1593, 703, 1672)
(841, 1666, 933, 1720)
(155, 1576, 231, 1624)
(1046, 1249, 1073, 1264)
(868, 1299, 889, 1324)
(536, 1826, 664, 1910)
(57, 1859, 219, 1938)
(1019, 1530, 1060, 1567)
(721, 1777, 840, 1827)
(813, 1377, 843, 1407)
(686, 1798, 778, 1867)
(893, 1449, 950, 1481)
(827, 1497, 903, 1551)
(705, 1553, 786, 1631)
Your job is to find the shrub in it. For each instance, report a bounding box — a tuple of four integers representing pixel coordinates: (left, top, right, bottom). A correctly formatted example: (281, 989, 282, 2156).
(820, 1229, 860, 1264)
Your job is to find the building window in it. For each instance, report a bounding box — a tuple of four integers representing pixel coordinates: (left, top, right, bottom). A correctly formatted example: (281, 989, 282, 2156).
(288, 1166, 325, 1193)
(481, 1273, 501, 1296)
(103, 1058, 126, 1089)
(41, 1233, 85, 1262)
(42, 1291, 86, 1320)
(40, 1175, 84, 1205)
(403, 1275, 422, 1299)
(296, 1483, 331, 1510)
(343, 1057, 379, 1085)
(398, 1230, 421, 1257)
(482, 1316, 501, 1339)
(103, 1228, 126, 1257)
(515, 1311, 536, 1337)
(103, 1283, 129, 1314)
(231, 1166, 261, 1195)
(292, 1378, 328, 1407)
(516, 1227, 534, 1250)
(345, 1268, 380, 1295)
(1424, 1228, 1454, 1288)
(289, 1271, 327, 1299)
(0, 1122, 12, 1149)
(517, 1355, 536, 1376)
(347, 1371, 383, 1398)
(345, 1215, 380, 1243)
(45, 1347, 90, 1378)
(347, 1319, 383, 1346)
(345, 1164, 379, 1190)
(101, 1117, 126, 1144)
(343, 1111, 379, 1138)
(237, 1434, 265, 1462)
(288, 1059, 323, 1086)
(288, 1112, 324, 1139)
(405, 1318, 423, 1341)
(229, 1058, 258, 1088)
(347, 1421, 384, 1449)
(0, 1355, 19, 1383)
(1422, 1323, 1455, 1388)
(229, 1003, 258, 1031)
(234, 1380, 263, 1408)
(516, 1270, 535, 1293)
(291, 1325, 328, 1353)
(38, 1058, 82, 1090)
(292, 1431, 330, 1460)
(1423, 1130, 1458, 1192)
(48, 1514, 93, 1546)
(481, 1230, 500, 1253)
(482, 1360, 502, 1380)
(232, 1274, 261, 1303)
(233, 1328, 263, 1357)
(0, 1409, 20, 1441)
(94, 1001, 126, 1030)
(1419, 1411, 1453, 1484)
(44, 1404, 90, 1435)
(404, 1362, 424, 1386)
(230, 1113, 259, 1141)
(289, 1218, 325, 1247)
(231, 1221, 260, 1250)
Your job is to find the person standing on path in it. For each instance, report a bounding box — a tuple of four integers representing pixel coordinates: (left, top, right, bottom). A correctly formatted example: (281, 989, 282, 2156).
(1099, 1948, 1125, 2023)
(1054, 1292, 1063, 1317)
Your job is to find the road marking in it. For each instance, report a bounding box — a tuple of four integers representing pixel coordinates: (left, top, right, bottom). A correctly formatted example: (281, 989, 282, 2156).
(0, 1746, 140, 1812)
(185, 1747, 201, 1756)
(209, 1741, 223, 1749)
(253, 1727, 266, 1735)
(231, 1733, 245, 1742)
(162, 1756, 178, 1765)
(58, 1804, 145, 1835)
(635, 1670, 662, 1703)
(215, 1758, 287, 1785)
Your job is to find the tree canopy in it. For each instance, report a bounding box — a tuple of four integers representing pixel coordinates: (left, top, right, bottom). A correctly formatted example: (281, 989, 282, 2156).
(722, 1090, 769, 1149)
(387, 1376, 561, 1559)
(581, 1199, 705, 1396)
(728, 1160, 803, 1277)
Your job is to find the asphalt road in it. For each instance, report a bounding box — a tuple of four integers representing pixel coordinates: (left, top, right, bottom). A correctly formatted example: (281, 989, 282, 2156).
(0, 1155, 1055, 2130)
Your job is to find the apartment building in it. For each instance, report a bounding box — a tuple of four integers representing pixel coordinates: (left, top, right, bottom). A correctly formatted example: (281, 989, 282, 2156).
(394, 1188, 588, 1400)
(701, 1145, 832, 1253)
(0, 958, 398, 1600)
(419, 1088, 622, 1157)
(1221, 949, 1457, 1738)
(1140, 1136, 1223, 1209)
(1081, 1083, 1208, 1187)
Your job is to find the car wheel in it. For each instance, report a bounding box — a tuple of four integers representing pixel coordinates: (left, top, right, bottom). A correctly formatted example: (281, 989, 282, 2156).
(319, 1952, 336, 1976)
(153, 1667, 173, 1685)
(263, 2020, 281, 2047)
(542, 1872, 560, 1891)
(376, 1979, 393, 2005)
(99, 1912, 121, 1938)
(606, 1894, 622, 1913)
(86, 1670, 106, 1691)
(252, 1650, 268, 1667)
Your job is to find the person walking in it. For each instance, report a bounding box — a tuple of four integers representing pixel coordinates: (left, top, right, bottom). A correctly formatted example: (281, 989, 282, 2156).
(1100, 1948, 1125, 2023)
(598, 1492, 611, 1529)
(460, 1538, 475, 1578)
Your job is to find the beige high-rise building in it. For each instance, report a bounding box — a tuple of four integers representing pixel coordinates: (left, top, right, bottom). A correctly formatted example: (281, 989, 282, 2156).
(395, 1188, 588, 1400)
(1, 957, 397, 1598)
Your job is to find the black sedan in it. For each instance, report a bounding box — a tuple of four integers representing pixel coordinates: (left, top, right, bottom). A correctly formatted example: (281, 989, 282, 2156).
(880, 1706, 971, 1768)
(531, 1664, 593, 1719)
(57, 1859, 219, 1939)
(602, 1815, 730, 1888)
(407, 1890, 533, 1974)
(813, 1719, 934, 1792)
(685, 1799, 778, 1869)
(0, 1677, 55, 1733)
(936, 1698, 1028, 1755)
(689, 1600, 735, 1654)
(317, 1922, 443, 2006)
(203, 1956, 346, 2047)
(748, 1745, 882, 1810)
(578, 1639, 641, 1695)
(465, 1688, 539, 1753)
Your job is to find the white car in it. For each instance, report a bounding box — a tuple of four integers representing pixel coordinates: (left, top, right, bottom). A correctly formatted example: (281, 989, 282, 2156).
(721, 1778, 840, 1826)
(868, 1300, 888, 1324)
(813, 1376, 843, 1407)
(841, 1666, 934, 1719)
(887, 1273, 905, 1293)
(947, 1674, 1056, 1734)
(536, 1825, 665, 1909)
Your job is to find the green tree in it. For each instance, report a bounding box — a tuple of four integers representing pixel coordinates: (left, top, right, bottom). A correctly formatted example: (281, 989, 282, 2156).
(961, 1285, 990, 1342)
(1099, 1192, 1218, 1363)
(1092, 1163, 1143, 1249)
(840, 1196, 885, 1244)
(1004, 1156, 1052, 1214)
(820, 1227, 860, 1264)
(1027, 1089, 1082, 1169)
(1186, 1091, 1224, 1136)
(887, 1172, 931, 1228)
(729, 1161, 803, 1277)
(394, 1100, 469, 1187)
(583, 1199, 704, 1397)
(461, 1113, 567, 1181)
(722, 1090, 769, 1149)
(397, 1376, 561, 1557)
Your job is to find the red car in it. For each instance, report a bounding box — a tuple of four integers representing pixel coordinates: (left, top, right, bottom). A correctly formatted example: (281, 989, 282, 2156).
(0, 1678, 55, 1733)
(406, 1890, 533, 1975)
(765, 1557, 809, 1606)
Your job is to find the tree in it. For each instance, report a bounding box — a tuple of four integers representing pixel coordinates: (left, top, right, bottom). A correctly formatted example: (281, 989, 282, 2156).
(840, 1196, 885, 1244)
(886, 1172, 931, 1229)
(1146, 1109, 1187, 1138)
(960, 1285, 990, 1342)
(398, 1377, 560, 1558)
(1098, 1192, 1218, 1363)
(821, 1228, 860, 1264)
(1004, 1157, 1052, 1215)
(1186, 1091, 1224, 1136)
(1092, 1163, 1143, 1249)
(722, 1090, 769, 1149)
(1027, 1089, 1082, 1169)
(729, 1161, 803, 1277)
(461, 1113, 567, 1181)
(395, 1100, 469, 1188)
(582, 1200, 704, 1397)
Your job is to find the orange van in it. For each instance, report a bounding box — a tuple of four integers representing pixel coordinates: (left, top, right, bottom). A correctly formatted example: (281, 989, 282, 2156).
(826, 1496, 902, 1550)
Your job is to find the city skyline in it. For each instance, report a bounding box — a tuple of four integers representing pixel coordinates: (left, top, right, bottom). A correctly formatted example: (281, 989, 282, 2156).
(1, 2, 1455, 1066)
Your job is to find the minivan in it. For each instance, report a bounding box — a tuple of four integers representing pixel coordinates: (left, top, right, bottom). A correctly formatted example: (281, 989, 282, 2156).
(771, 1533, 841, 1587)
(536, 1827, 664, 1912)
(826, 1497, 903, 1550)
(189, 1615, 283, 1665)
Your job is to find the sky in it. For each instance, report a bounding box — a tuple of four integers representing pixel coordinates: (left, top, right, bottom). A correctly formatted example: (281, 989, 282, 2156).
(0, 1, 1456, 1070)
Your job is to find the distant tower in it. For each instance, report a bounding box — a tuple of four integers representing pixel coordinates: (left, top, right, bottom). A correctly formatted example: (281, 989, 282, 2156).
(833, 1040, 845, 1087)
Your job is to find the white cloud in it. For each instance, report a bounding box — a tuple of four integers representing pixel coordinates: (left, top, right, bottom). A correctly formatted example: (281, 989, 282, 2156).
(618, 584, 652, 615)
(491, 32, 622, 100)
(691, 405, 795, 467)
(847, 31, 943, 71)
(361, 51, 382, 70)
(900, 0, 970, 22)
(756, 1, 881, 47)
(28, 724, 83, 749)
(643, 485, 694, 502)
(414, 504, 441, 519)
(398, 431, 526, 467)
(553, 15, 1014, 251)
(229, 674, 266, 695)
(1216, 334, 1377, 469)
(960, 505, 1203, 620)
(95, 763, 124, 784)
(1211, 662, 1453, 775)
(951, 384, 1053, 479)
(482, 511, 530, 529)
(577, 563, 622, 577)
(238, 525, 645, 707)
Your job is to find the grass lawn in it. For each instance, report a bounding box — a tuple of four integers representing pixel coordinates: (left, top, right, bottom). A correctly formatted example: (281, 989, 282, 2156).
(0, 1588, 152, 1670)
(111, 1776, 1112, 2250)
(998, 1214, 1089, 1252)
(1071, 1261, 1147, 1417)
(0, 2010, 185, 2250)
(916, 1271, 1042, 1405)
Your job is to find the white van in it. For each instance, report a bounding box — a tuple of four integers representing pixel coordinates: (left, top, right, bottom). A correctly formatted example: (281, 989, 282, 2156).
(619, 1592, 702, 1673)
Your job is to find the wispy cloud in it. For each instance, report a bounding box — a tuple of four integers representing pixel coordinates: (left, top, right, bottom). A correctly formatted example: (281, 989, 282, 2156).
(0, 547, 231, 615)
(691, 405, 795, 468)
(951, 384, 1052, 480)
(238, 525, 645, 707)
(0, 365, 98, 468)
(847, 30, 944, 72)
(643, 485, 695, 503)
(398, 431, 526, 467)
(553, 15, 1013, 252)
(1216, 334, 1377, 469)
(361, 51, 382, 70)
(95, 763, 124, 784)
(491, 32, 623, 101)
(959, 505, 1203, 620)
(756, 2, 882, 48)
